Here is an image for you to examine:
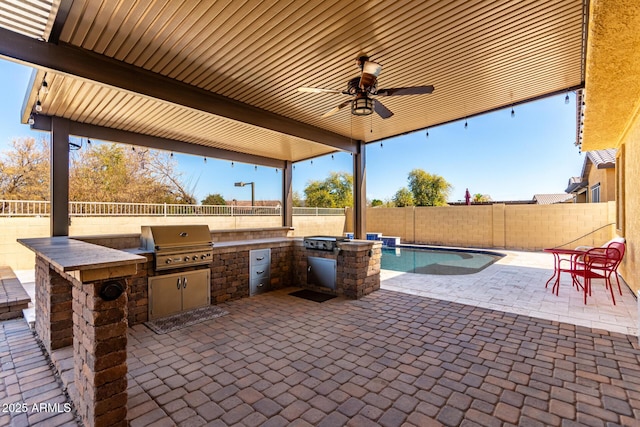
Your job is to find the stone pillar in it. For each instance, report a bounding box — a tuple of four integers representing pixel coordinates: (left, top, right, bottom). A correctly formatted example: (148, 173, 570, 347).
(72, 278, 128, 427)
(35, 256, 73, 353)
(337, 241, 382, 299)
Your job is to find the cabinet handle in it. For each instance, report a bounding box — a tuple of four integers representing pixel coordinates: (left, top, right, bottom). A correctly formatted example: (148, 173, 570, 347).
(183, 277, 187, 289)
(308, 266, 312, 272)
(176, 278, 181, 290)
(256, 270, 264, 274)
(256, 256, 265, 261)
(258, 283, 264, 287)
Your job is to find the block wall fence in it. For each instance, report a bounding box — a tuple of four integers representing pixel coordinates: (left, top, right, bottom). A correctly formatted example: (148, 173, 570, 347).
(2, 202, 616, 271)
(1, 215, 346, 270)
(345, 202, 617, 251)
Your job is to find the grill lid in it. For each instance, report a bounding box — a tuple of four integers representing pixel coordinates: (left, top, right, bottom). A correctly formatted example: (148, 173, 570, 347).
(141, 225, 212, 251)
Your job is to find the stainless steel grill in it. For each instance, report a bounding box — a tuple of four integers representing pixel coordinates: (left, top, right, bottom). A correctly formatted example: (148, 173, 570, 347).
(141, 225, 213, 271)
(303, 236, 350, 252)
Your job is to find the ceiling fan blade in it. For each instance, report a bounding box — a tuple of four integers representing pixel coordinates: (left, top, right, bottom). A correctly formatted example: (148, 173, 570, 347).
(359, 61, 382, 90)
(377, 85, 435, 96)
(298, 87, 342, 94)
(373, 99, 393, 119)
(322, 100, 352, 118)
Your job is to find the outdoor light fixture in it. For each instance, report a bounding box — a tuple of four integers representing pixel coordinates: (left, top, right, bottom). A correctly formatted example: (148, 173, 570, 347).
(511, 107, 515, 118)
(351, 96, 374, 116)
(35, 99, 42, 112)
(234, 181, 255, 207)
(464, 119, 468, 129)
(426, 128, 429, 138)
(565, 93, 570, 104)
(28, 114, 35, 125)
(231, 161, 234, 167)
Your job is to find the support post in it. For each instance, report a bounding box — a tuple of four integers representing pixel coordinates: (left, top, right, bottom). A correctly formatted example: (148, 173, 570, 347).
(50, 117, 70, 236)
(282, 161, 293, 228)
(353, 140, 366, 239)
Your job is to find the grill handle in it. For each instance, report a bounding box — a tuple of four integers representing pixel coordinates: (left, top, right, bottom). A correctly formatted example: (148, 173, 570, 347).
(176, 278, 181, 290)
(183, 277, 187, 289)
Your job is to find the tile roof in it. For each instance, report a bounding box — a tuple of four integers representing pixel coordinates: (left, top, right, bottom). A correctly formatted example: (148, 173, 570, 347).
(586, 148, 617, 168)
(565, 176, 587, 193)
(533, 193, 574, 204)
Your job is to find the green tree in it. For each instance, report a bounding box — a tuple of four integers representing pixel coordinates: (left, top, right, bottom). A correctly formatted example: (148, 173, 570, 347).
(370, 199, 383, 207)
(407, 169, 452, 206)
(0, 138, 50, 200)
(392, 187, 414, 207)
(201, 193, 226, 205)
(292, 191, 304, 207)
(473, 193, 492, 203)
(69, 143, 195, 203)
(304, 171, 353, 208)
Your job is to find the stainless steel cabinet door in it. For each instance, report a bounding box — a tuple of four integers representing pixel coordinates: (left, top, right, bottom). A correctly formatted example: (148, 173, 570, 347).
(149, 273, 183, 318)
(182, 269, 211, 311)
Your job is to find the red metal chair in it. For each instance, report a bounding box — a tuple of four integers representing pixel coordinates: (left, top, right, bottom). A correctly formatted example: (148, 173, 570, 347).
(568, 243, 624, 305)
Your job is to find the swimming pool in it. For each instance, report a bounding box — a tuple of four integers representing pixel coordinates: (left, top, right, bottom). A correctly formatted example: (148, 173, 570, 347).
(381, 246, 503, 275)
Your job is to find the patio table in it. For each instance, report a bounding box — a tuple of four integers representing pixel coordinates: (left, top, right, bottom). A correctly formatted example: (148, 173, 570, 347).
(543, 248, 587, 296)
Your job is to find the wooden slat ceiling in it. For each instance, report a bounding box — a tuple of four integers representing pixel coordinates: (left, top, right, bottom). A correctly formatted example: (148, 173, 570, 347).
(0, 0, 58, 39)
(14, 0, 587, 163)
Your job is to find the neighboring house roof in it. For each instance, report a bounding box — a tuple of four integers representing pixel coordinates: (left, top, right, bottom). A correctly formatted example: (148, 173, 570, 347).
(565, 176, 588, 193)
(533, 194, 574, 204)
(586, 148, 616, 169)
(226, 200, 282, 207)
(566, 148, 616, 194)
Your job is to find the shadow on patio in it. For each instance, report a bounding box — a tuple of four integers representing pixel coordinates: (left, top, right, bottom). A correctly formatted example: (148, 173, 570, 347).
(3, 251, 640, 426)
(119, 284, 640, 426)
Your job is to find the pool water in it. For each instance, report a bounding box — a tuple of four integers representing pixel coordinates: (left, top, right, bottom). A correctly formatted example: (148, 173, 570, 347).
(381, 246, 502, 275)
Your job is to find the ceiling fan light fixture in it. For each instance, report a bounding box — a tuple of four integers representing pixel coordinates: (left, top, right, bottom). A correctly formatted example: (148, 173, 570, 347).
(352, 96, 373, 116)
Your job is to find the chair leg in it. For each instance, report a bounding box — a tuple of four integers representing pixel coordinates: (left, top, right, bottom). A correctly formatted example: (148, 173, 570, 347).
(615, 273, 622, 295)
(609, 285, 616, 305)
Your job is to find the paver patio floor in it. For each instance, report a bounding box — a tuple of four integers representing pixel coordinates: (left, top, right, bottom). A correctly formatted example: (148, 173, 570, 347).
(3, 251, 640, 426)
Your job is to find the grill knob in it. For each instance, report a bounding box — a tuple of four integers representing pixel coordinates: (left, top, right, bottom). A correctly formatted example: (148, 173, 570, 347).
(184, 256, 190, 262)
(192, 256, 198, 261)
(201, 254, 207, 260)
(165, 259, 172, 264)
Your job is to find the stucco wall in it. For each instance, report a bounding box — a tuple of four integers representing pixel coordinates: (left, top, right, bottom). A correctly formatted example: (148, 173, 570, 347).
(587, 166, 616, 202)
(619, 126, 639, 293)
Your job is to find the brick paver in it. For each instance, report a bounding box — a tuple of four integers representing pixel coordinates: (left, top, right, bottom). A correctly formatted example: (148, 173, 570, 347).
(2, 278, 639, 426)
(0, 319, 78, 426)
(123, 288, 640, 425)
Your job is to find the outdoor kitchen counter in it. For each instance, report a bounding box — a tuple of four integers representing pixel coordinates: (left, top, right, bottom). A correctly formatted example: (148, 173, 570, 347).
(212, 236, 296, 249)
(18, 236, 147, 273)
(211, 237, 377, 250)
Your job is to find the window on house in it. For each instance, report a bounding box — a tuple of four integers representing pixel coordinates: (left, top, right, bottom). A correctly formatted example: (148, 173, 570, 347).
(591, 183, 600, 203)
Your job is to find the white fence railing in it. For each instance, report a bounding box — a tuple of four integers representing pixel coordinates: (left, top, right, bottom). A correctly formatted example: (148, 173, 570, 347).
(0, 200, 345, 217)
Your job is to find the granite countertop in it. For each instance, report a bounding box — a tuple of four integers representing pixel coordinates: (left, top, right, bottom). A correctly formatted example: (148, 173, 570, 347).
(18, 237, 147, 272)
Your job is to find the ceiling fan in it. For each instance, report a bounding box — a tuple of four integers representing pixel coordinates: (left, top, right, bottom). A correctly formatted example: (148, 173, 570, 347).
(297, 55, 434, 119)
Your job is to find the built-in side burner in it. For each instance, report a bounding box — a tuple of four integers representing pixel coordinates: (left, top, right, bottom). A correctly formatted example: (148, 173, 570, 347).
(303, 235, 350, 251)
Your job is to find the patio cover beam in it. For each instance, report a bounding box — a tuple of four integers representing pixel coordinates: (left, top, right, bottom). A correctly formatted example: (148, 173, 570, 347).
(0, 27, 355, 154)
(31, 115, 284, 169)
(353, 141, 366, 240)
(50, 117, 69, 236)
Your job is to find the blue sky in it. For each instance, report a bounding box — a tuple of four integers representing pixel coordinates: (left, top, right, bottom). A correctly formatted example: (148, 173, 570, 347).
(1, 59, 584, 203)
